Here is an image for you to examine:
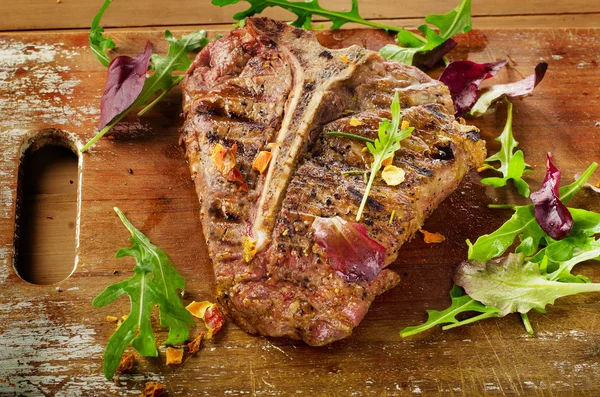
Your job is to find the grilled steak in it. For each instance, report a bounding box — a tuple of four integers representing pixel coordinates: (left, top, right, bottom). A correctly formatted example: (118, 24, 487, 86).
(181, 17, 486, 345)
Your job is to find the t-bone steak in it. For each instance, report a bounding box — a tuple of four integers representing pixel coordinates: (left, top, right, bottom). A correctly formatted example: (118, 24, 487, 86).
(181, 17, 486, 345)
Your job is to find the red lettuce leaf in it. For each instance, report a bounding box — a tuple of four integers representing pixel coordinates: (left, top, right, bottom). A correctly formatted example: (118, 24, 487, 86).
(418, 39, 457, 69)
(98, 41, 152, 130)
(470, 62, 548, 117)
(530, 153, 573, 240)
(439, 59, 507, 117)
(312, 216, 386, 282)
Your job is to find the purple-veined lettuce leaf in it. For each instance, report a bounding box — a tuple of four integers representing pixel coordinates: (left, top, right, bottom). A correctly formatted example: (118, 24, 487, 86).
(98, 41, 152, 130)
(530, 153, 573, 240)
(469, 62, 548, 117)
(419, 39, 457, 69)
(312, 216, 386, 282)
(439, 59, 507, 117)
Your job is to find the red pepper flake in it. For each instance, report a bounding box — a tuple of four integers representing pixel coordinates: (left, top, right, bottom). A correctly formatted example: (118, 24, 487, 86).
(211, 143, 248, 191)
(227, 167, 248, 191)
(165, 347, 184, 366)
(252, 151, 272, 174)
(204, 304, 225, 338)
(211, 143, 238, 176)
(117, 352, 135, 373)
(187, 332, 205, 355)
(141, 382, 164, 397)
(420, 229, 446, 244)
(186, 301, 226, 338)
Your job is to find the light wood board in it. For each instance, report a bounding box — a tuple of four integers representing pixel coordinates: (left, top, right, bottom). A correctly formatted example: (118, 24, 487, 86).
(1, 26, 600, 396)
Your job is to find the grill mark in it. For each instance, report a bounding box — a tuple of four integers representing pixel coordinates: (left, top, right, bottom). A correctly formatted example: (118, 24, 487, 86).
(465, 128, 480, 141)
(346, 186, 384, 211)
(406, 161, 434, 177)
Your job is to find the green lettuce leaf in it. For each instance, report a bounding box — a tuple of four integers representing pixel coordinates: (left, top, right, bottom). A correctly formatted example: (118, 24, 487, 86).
(456, 251, 600, 316)
(469, 162, 598, 262)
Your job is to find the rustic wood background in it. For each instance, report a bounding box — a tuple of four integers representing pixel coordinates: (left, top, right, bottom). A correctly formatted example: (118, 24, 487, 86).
(1, 1, 600, 396)
(1, 0, 600, 31)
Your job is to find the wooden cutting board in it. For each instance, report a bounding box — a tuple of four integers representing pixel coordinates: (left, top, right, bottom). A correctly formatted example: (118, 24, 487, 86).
(1, 27, 600, 396)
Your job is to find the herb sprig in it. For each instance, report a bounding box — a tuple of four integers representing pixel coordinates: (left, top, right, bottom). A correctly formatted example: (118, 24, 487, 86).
(380, 0, 472, 66)
(89, 0, 115, 67)
(479, 99, 531, 197)
(82, 1, 209, 152)
(93, 208, 194, 379)
(400, 285, 500, 337)
(211, 0, 406, 32)
(357, 92, 413, 221)
(212, 0, 471, 66)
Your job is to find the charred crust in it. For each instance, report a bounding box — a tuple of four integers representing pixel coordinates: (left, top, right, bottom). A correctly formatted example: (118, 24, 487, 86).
(431, 143, 454, 161)
(465, 129, 480, 141)
(319, 50, 333, 59)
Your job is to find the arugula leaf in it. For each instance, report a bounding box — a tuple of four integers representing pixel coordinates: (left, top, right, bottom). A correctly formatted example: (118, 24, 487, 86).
(82, 29, 209, 152)
(380, 0, 472, 66)
(400, 285, 500, 337)
(480, 99, 531, 197)
(528, 230, 600, 267)
(356, 92, 413, 220)
(89, 0, 116, 67)
(210, 0, 460, 65)
(468, 162, 598, 262)
(93, 207, 194, 379)
(456, 251, 600, 317)
(211, 0, 404, 32)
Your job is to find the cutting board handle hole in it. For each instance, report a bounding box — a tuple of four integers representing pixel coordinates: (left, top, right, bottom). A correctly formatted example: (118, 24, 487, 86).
(14, 130, 80, 285)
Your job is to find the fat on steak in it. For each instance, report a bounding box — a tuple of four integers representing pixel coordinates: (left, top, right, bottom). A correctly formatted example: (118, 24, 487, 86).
(181, 18, 486, 345)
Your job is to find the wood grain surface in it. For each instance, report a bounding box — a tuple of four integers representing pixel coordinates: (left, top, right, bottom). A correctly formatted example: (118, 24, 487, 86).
(1, 25, 600, 396)
(1, 0, 600, 31)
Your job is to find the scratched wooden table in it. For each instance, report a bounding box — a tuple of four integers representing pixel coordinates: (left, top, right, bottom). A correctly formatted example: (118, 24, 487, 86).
(2, 3, 600, 397)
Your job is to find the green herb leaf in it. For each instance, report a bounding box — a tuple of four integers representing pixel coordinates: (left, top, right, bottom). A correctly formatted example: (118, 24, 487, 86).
(356, 92, 413, 221)
(137, 31, 208, 109)
(379, 0, 471, 65)
(400, 285, 500, 337)
(456, 251, 600, 317)
(82, 29, 209, 152)
(469, 162, 598, 262)
(89, 0, 116, 67)
(211, 0, 405, 32)
(480, 100, 530, 197)
(325, 131, 375, 144)
(93, 207, 194, 379)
